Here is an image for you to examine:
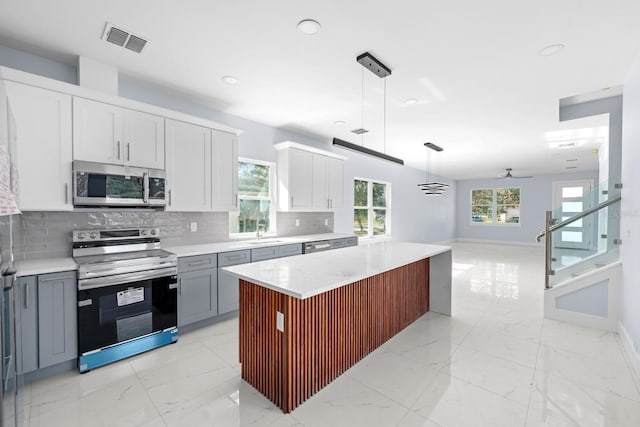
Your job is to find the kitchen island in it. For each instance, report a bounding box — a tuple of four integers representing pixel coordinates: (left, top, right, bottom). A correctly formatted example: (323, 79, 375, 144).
(223, 241, 452, 413)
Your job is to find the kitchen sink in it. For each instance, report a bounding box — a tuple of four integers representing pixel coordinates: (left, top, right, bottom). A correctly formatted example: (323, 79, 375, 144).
(246, 239, 284, 245)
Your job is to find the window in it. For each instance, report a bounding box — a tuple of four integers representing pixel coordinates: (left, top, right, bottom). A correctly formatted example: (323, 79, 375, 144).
(230, 158, 276, 236)
(471, 187, 520, 224)
(354, 178, 390, 237)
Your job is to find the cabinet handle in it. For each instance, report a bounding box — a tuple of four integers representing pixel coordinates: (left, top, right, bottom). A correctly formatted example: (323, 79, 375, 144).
(168, 190, 172, 206)
(178, 278, 182, 295)
(24, 282, 29, 310)
(39, 275, 75, 283)
(187, 260, 210, 267)
(127, 142, 131, 161)
(290, 196, 293, 208)
(117, 140, 121, 160)
(330, 199, 333, 208)
(64, 183, 69, 204)
(327, 199, 330, 209)
(234, 194, 238, 207)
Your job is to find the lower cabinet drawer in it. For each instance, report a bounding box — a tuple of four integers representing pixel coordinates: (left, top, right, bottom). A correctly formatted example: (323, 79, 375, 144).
(330, 239, 345, 249)
(344, 237, 358, 247)
(277, 243, 302, 257)
(218, 250, 251, 267)
(178, 253, 217, 273)
(251, 246, 279, 262)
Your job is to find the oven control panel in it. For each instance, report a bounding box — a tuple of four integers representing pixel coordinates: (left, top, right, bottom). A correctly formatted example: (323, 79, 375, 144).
(73, 227, 160, 242)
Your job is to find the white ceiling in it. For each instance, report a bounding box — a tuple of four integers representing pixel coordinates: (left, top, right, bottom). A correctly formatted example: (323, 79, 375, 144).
(1, 0, 639, 179)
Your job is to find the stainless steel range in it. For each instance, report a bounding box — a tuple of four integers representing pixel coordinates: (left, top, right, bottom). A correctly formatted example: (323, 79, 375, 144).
(73, 228, 178, 373)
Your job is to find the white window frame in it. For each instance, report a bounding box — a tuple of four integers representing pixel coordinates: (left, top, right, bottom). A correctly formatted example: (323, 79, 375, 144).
(470, 187, 521, 226)
(354, 177, 391, 238)
(230, 157, 277, 238)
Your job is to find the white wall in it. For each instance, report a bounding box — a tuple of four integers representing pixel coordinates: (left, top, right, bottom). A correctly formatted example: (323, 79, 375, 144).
(0, 45, 457, 245)
(456, 171, 598, 244)
(620, 53, 640, 361)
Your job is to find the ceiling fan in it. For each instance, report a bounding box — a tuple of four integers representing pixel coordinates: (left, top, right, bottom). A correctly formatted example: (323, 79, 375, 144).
(498, 168, 533, 179)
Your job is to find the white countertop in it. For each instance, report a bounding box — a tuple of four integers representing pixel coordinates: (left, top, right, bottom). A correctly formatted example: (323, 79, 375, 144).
(15, 258, 77, 277)
(222, 241, 451, 299)
(165, 233, 356, 257)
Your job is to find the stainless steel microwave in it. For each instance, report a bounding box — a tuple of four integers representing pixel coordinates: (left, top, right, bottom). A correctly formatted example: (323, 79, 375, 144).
(73, 160, 166, 208)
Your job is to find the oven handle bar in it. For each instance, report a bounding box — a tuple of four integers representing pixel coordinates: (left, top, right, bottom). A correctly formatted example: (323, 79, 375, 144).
(78, 267, 178, 290)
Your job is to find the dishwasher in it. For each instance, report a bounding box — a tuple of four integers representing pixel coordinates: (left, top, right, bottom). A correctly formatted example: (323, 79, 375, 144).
(303, 240, 332, 254)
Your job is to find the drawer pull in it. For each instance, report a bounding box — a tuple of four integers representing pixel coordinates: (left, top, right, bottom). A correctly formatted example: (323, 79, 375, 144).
(187, 260, 211, 267)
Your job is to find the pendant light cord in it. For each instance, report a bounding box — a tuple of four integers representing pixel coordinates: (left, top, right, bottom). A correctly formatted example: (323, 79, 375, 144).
(383, 77, 387, 154)
(361, 67, 364, 147)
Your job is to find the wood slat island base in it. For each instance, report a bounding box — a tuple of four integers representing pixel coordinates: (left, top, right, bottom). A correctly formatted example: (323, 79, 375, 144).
(239, 258, 429, 413)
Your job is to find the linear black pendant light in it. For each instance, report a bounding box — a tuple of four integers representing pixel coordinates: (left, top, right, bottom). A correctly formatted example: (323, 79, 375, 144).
(332, 52, 404, 165)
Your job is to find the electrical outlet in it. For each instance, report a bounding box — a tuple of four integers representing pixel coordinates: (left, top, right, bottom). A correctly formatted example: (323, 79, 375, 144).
(190, 222, 197, 232)
(324, 218, 329, 226)
(295, 219, 300, 227)
(276, 311, 284, 332)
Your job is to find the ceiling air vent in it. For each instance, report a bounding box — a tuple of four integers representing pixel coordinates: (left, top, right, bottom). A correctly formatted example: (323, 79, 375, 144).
(351, 128, 369, 135)
(102, 22, 149, 54)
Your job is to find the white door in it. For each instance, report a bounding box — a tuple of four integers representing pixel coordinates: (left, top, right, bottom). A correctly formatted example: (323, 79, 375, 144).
(6, 82, 73, 211)
(72, 97, 122, 165)
(552, 180, 595, 250)
(212, 129, 238, 211)
(165, 119, 211, 211)
(123, 110, 165, 169)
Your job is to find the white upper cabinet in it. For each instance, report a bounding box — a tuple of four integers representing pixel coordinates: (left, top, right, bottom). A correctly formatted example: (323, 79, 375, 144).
(123, 109, 165, 169)
(5, 81, 73, 211)
(275, 142, 345, 211)
(326, 156, 344, 209)
(165, 119, 212, 212)
(212, 129, 238, 211)
(73, 97, 164, 169)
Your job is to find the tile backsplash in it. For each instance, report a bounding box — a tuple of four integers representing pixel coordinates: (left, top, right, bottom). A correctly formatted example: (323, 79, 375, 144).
(277, 212, 334, 237)
(13, 210, 334, 261)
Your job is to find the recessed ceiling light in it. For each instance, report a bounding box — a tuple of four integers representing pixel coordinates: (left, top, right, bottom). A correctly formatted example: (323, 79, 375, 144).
(297, 19, 321, 35)
(539, 44, 565, 57)
(334, 120, 345, 125)
(221, 75, 239, 85)
(405, 98, 418, 105)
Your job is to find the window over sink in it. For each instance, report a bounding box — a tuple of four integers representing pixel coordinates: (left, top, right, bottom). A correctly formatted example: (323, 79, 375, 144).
(354, 178, 390, 238)
(230, 158, 277, 237)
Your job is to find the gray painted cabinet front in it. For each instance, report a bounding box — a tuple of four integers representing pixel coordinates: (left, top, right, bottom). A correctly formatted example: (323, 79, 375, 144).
(177, 269, 218, 326)
(217, 269, 240, 315)
(17, 276, 38, 374)
(37, 271, 77, 369)
(177, 254, 218, 327)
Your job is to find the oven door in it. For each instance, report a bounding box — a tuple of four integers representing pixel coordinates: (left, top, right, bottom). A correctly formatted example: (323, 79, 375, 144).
(77, 273, 177, 354)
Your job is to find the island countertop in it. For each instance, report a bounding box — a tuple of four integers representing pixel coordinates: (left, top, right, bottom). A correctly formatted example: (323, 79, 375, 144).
(222, 240, 451, 299)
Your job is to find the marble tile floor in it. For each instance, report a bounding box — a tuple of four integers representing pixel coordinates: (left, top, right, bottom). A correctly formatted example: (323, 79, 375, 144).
(22, 242, 640, 427)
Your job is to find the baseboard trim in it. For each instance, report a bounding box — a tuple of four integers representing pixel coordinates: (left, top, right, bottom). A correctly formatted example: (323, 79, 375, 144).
(453, 238, 542, 247)
(619, 322, 640, 387)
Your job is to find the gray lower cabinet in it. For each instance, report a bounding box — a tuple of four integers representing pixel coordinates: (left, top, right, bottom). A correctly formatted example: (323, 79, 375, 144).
(16, 276, 38, 374)
(37, 271, 77, 369)
(217, 249, 251, 315)
(17, 271, 77, 374)
(177, 254, 218, 327)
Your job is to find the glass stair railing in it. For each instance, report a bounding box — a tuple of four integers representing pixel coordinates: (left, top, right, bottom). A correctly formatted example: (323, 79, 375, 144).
(536, 179, 622, 288)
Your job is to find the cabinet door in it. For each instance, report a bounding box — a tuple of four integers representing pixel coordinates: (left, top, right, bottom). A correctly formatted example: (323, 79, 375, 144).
(212, 130, 238, 211)
(165, 119, 212, 211)
(288, 148, 313, 209)
(178, 269, 218, 326)
(16, 276, 38, 374)
(312, 154, 329, 210)
(6, 82, 73, 211)
(217, 269, 239, 315)
(124, 109, 165, 169)
(37, 272, 77, 369)
(73, 97, 123, 165)
(327, 156, 344, 209)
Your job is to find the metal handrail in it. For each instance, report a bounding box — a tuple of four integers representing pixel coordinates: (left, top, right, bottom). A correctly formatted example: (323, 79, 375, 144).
(536, 193, 621, 242)
(538, 193, 621, 289)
